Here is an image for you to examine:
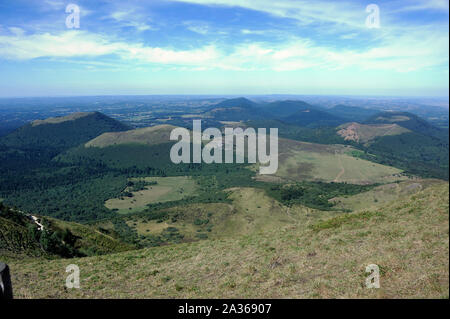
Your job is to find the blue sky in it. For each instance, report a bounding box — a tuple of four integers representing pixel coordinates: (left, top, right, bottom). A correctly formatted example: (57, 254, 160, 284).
(0, 0, 448, 97)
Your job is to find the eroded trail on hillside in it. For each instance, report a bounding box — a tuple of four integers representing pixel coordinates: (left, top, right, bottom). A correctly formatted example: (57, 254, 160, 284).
(30, 216, 44, 231)
(285, 207, 297, 222)
(333, 151, 345, 182)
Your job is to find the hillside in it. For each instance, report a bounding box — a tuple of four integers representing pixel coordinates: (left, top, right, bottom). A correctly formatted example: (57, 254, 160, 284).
(1, 112, 131, 150)
(263, 100, 316, 118)
(57, 124, 180, 170)
(265, 138, 407, 184)
(364, 111, 448, 141)
(0, 203, 132, 258)
(280, 108, 345, 128)
(337, 122, 410, 144)
(327, 105, 379, 122)
(6, 182, 448, 298)
(85, 125, 177, 148)
(209, 97, 258, 109)
(357, 131, 449, 180)
(0, 214, 41, 258)
(205, 97, 269, 121)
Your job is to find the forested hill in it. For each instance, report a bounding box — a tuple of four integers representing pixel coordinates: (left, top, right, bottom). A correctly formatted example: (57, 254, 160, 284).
(326, 105, 379, 122)
(205, 97, 269, 121)
(0, 112, 131, 150)
(364, 111, 448, 141)
(262, 100, 315, 118)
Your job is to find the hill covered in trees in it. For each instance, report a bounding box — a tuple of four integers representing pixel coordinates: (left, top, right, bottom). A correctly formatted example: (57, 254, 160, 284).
(1, 112, 131, 150)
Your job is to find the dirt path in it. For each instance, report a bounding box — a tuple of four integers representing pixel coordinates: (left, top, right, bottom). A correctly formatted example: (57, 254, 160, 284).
(382, 124, 397, 136)
(333, 151, 345, 182)
(285, 207, 297, 222)
(30, 215, 44, 231)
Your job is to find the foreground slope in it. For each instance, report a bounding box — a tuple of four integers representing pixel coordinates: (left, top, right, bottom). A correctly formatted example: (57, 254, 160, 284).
(7, 182, 448, 298)
(0, 204, 132, 258)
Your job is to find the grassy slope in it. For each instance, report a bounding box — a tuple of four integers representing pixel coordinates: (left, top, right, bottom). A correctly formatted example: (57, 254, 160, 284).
(7, 182, 448, 298)
(330, 179, 443, 211)
(336, 122, 410, 144)
(123, 187, 327, 243)
(1, 112, 130, 150)
(0, 216, 41, 257)
(85, 125, 177, 148)
(0, 211, 133, 258)
(47, 217, 134, 255)
(105, 176, 198, 214)
(365, 111, 448, 141)
(273, 139, 406, 184)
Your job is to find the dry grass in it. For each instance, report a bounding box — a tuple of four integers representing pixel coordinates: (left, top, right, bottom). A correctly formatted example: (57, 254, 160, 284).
(337, 122, 410, 143)
(85, 125, 177, 148)
(105, 176, 198, 214)
(275, 139, 406, 184)
(330, 179, 443, 211)
(6, 183, 448, 299)
(31, 112, 94, 126)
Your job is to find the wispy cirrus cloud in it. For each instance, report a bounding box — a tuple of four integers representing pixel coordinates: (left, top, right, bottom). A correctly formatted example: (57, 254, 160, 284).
(168, 0, 368, 29)
(183, 21, 210, 35)
(0, 28, 447, 73)
(391, 0, 449, 12)
(108, 9, 157, 31)
(0, 0, 447, 96)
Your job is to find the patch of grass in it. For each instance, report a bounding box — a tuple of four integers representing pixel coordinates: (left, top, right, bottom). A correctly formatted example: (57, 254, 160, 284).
(311, 211, 384, 231)
(274, 139, 406, 184)
(105, 176, 198, 214)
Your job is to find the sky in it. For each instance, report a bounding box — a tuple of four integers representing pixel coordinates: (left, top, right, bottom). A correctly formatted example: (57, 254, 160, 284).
(0, 0, 448, 97)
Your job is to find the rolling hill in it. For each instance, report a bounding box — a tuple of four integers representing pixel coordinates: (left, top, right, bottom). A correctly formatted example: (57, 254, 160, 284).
(263, 100, 316, 118)
(364, 111, 448, 141)
(6, 181, 448, 298)
(280, 108, 345, 128)
(327, 105, 379, 122)
(337, 122, 410, 144)
(205, 97, 269, 121)
(0, 102, 448, 299)
(262, 138, 407, 184)
(333, 113, 450, 180)
(57, 124, 180, 170)
(85, 124, 177, 148)
(1, 112, 131, 150)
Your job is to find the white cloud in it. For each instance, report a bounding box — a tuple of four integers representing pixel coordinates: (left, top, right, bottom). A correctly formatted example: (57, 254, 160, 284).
(340, 33, 358, 39)
(126, 45, 219, 65)
(0, 31, 218, 66)
(168, 0, 367, 29)
(43, 0, 65, 10)
(8, 27, 25, 37)
(109, 9, 156, 31)
(393, 0, 449, 12)
(241, 29, 265, 35)
(0, 29, 447, 73)
(0, 31, 123, 60)
(183, 21, 210, 35)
